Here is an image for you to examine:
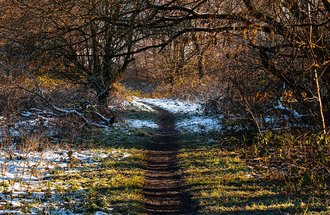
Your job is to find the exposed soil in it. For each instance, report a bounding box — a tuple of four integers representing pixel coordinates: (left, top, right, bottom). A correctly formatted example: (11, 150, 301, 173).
(142, 105, 196, 214)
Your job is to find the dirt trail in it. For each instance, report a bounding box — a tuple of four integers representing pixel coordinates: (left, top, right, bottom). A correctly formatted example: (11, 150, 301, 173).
(142, 105, 195, 214)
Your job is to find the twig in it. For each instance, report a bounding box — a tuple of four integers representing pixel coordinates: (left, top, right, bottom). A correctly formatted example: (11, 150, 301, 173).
(15, 81, 111, 128)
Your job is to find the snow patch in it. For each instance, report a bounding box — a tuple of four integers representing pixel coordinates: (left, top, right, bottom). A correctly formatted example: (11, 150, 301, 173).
(131, 97, 203, 114)
(124, 97, 222, 132)
(176, 116, 222, 133)
(274, 100, 302, 118)
(94, 211, 109, 215)
(0, 148, 131, 213)
(125, 119, 158, 129)
(129, 100, 156, 112)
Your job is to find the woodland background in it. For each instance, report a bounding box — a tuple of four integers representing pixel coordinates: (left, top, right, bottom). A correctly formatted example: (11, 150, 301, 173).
(0, 0, 329, 213)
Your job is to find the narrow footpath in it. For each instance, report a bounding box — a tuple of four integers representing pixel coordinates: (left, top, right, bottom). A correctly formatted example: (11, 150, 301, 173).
(142, 105, 195, 214)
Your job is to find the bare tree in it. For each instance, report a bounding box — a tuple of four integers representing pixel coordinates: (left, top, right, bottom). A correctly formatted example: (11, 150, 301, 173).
(1, 0, 329, 130)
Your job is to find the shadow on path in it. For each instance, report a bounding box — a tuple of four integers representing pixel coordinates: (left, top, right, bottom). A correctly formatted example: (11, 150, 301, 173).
(142, 104, 196, 214)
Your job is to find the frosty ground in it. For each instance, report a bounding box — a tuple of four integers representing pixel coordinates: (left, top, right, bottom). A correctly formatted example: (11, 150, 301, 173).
(0, 97, 328, 214)
(0, 97, 222, 214)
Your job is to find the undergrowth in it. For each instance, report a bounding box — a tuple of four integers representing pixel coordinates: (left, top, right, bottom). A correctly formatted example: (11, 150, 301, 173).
(249, 131, 329, 193)
(179, 131, 330, 214)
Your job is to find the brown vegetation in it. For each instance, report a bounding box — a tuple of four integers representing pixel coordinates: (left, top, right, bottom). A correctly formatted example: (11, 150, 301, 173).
(0, 0, 329, 211)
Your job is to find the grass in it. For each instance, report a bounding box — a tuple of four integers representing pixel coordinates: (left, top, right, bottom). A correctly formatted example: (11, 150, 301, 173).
(0, 109, 159, 214)
(178, 132, 330, 214)
(57, 154, 143, 213)
(45, 109, 161, 213)
(44, 123, 153, 214)
(1, 100, 328, 214)
(0, 147, 145, 214)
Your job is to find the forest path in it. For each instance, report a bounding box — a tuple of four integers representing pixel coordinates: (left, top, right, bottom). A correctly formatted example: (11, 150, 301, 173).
(142, 104, 195, 214)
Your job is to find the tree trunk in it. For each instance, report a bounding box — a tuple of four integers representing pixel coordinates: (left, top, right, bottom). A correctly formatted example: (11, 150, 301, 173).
(96, 87, 110, 106)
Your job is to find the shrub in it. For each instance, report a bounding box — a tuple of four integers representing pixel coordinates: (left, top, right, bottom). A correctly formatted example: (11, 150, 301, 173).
(248, 131, 329, 192)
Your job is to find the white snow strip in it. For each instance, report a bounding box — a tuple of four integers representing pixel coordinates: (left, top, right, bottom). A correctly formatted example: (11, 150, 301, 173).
(129, 100, 156, 112)
(0, 210, 21, 214)
(125, 119, 159, 129)
(131, 96, 203, 114)
(94, 211, 109, 215)
(274, 100, 302, 118)
(20, 111, 33, 117)
(176, 116, 222, 133)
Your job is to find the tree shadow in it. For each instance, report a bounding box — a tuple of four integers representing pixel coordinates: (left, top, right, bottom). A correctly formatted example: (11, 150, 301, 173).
(178, 133, 329, 214)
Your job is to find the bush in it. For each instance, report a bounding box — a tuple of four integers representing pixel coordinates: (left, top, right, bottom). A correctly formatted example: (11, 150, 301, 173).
(248, 131, 329, 192)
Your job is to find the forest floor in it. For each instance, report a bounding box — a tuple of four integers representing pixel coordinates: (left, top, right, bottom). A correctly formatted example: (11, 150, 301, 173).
(0, 97, 329, 214)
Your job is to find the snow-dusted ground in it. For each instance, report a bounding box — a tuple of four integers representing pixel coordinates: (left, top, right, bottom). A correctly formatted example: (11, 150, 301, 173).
(274, 100, 302, 118)
(176, 115, 222, 133)
(0, 96, 222, 213)
(0, 148, 131, 214)
(124, 119, 159, 129)
(123, 96, 222, 133)
(0, 96, 307, 214)
(120, 97, 303, 133)
(130, 96, 203, 114)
